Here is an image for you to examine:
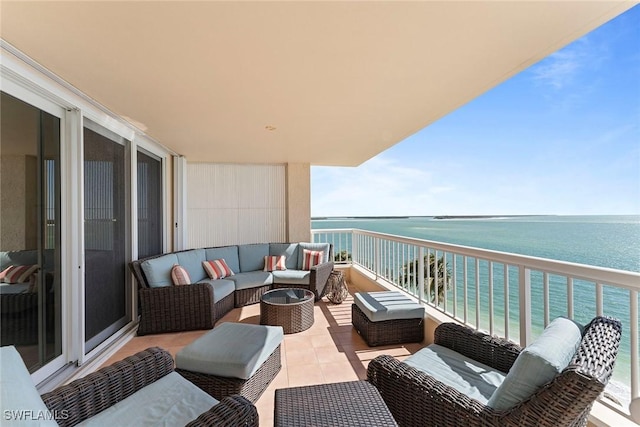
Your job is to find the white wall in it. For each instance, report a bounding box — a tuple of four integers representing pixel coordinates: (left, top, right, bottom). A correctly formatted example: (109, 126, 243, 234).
(186, 163, 287, 247)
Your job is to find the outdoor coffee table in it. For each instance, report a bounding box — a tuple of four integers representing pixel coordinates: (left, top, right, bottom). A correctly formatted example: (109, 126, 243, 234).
(274, 380, 398, 426)
(260, 288, 314, 334)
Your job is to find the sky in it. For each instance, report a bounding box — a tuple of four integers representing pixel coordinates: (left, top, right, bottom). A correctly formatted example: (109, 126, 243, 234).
(311, 5, 640, 217)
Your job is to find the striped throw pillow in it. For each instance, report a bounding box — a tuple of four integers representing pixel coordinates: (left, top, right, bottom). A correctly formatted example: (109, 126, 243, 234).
(203, 259, 234, 280)
(302, 249, 324, 270)
(4, 265, 39, 284)
(263, 255, 287, 272)
(171, 264, 191, 286)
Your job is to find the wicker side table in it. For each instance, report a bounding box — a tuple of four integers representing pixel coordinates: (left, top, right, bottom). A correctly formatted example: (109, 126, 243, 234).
(275, 380, 398, 427)
(260, 288, 314, 334)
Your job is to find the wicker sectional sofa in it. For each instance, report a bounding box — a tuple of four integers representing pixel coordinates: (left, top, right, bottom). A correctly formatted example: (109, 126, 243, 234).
(130, 242, 333, 335)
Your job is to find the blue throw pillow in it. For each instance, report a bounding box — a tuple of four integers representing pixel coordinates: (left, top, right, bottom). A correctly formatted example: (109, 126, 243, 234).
(487, 317, 583, 411)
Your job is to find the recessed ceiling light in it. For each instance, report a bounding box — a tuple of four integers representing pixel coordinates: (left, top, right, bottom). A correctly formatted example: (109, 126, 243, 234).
(265, 125, 277, 131)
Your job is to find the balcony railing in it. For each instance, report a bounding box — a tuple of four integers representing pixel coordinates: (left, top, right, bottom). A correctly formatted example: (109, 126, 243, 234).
(312, 228, 640, 419)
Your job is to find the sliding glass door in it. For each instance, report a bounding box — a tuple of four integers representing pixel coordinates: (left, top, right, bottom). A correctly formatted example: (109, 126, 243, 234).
(137, 151, 163, 258)
(83, 120, 130, 352)
(0, 91, 62, 372)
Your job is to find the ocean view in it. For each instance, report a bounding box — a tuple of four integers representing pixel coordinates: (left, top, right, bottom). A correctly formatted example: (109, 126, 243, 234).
(312, 215, 640, 405)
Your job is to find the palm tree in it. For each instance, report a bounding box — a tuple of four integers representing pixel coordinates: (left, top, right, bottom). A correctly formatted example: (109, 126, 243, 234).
(399, 252, 451, 304)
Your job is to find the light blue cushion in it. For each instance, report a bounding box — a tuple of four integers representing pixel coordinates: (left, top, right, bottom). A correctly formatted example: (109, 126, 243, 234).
(354, 291, 424, 321)
(487, 317, 583, 410)
(238, 244, 269, 272)
(140, 254, 178, 288)
(176, 249, 207, 283)
(229, 272, 273, 291)
(205, 246, 240, 274)
(404, 344, 506, 405)
(76, 372, 218, 426)
(271, 269, 310, 285)
(297, 243, 330, 268)
(0, 250, 38, 271)
(176, 323, 284, 379)
(269, 243, 300, 270)
(199, 279, 235, 302)
(0, 346, 58, 426)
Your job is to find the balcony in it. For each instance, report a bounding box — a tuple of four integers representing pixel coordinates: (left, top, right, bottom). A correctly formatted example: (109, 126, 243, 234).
(97, 228, 639, 426)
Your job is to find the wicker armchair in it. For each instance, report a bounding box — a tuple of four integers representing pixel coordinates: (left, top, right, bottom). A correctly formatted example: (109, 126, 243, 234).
(41, 347, 258, 427)
(367, 317, 622, 427)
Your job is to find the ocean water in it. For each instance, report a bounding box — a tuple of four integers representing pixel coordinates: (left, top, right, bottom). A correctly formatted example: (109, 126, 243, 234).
(312, 215, 640, 403)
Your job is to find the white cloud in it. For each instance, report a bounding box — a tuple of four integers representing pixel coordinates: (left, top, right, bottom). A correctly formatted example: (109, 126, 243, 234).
(530, 38, 593, 89)
(311, 155, 455, 217)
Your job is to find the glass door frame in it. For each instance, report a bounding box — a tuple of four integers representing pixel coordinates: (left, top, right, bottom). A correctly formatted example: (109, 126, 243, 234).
(1, 76, 71, 384)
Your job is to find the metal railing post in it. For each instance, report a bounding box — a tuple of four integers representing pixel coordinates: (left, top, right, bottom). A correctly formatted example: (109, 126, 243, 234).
(519, 265, 532, 347)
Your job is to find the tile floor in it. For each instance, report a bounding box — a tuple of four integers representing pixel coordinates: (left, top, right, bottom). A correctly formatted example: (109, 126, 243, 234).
(103, 284, 423, 426)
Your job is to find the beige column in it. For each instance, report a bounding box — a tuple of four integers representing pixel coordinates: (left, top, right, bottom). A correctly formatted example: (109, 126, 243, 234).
(285, 163, 311, 242)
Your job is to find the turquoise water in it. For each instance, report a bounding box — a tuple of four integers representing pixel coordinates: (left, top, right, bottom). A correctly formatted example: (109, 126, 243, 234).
(312, 215, 640, 400)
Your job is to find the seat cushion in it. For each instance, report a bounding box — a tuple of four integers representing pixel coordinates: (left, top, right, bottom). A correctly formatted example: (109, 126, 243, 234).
(175, 249, 207, 283)
(271, 269, 311, 285)
(76, 372, 218, 426)
(269, 243, 300, 270)
(238, 244, 270, 272)
(176, 322, 284, 380)
(404, 344, 506, 405)
(487, 317, 584, 410)
(0, 346, 58, 426)
(354, 291, 424, 322)
(229, 271, 273, 291)
(140, 254, 178, 288)
(297, 243, 330, 268)
(199, 279, 235, 302)
(205, 246, 240, 275)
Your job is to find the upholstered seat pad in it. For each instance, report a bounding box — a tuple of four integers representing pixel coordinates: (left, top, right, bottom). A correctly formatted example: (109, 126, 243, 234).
(77, 372, 217, 426)
(1, 346, 58, 426)
(228, 271, 273, 290)
(271, 269, 310, 285)
(199, 279, 235, 302)
(176, 322, 284, 379)
(354, 291, 424, 321)
(404, 344, 506, 405)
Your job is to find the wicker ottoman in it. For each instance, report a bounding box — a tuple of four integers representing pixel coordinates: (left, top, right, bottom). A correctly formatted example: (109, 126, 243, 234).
(275, 380, 398, 427)
(352, 291, 425, 346)
(175, 322, 283, 402)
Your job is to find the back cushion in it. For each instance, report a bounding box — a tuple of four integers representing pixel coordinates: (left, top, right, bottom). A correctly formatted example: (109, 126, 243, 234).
(297, 243, 330, 269)
(487, 317, 583, 410)
(141, 254, 179, 288)
(205, 246, 240, 274)
(269, 243, 299, 270)
(175, 249, 207, 283)
(238, 244, 269, 272)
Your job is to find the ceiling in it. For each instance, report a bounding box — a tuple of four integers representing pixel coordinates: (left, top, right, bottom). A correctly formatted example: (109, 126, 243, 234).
(1, 1, 635, 166)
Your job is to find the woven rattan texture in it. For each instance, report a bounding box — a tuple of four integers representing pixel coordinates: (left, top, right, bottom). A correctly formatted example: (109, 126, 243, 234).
(185, 395, 259, 427)
(351, 303, 424, 346)
(274, 380, 398, 427)
(325, 270, 349, 304)
(235, 284, 272, 307)
(177, 345, 282, 403)
(367, 317, 622, 427)
(136, 283, 217, 335)
(260, 291, 314, 334)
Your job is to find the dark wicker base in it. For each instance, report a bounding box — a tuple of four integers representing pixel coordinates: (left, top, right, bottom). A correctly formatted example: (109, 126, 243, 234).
(177, 345, 281, 403)
(260, 291, 314, 334)
(275, 380, 398, 427)
(352, 303, 424, 347)
(235, 285, 272, 307)
(214, 293, 235, 323)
